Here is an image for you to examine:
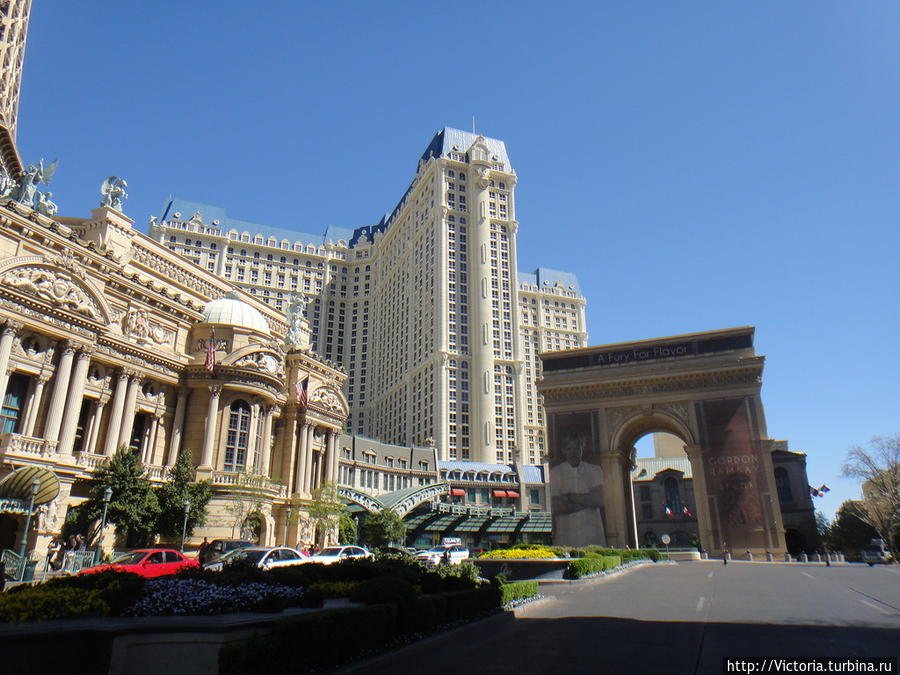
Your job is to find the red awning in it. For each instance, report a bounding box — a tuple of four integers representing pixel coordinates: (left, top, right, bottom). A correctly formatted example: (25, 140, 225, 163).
(492, 489, 508, 498)
(505, 490, 520, 499)
(450, 488, 465, 496)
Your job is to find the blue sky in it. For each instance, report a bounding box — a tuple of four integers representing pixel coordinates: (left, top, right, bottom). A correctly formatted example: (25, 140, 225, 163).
(16, 2, 900, 519)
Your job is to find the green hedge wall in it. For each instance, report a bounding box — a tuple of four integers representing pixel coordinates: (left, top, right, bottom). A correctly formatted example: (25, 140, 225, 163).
(499, 581, 539, 606)
(565, 554, 622, 579)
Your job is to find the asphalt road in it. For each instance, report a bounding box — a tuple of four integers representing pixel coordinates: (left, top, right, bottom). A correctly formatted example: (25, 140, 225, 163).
(341, 562, 900, 675)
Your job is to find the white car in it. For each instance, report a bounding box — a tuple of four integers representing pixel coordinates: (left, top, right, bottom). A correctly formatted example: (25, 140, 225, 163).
(296, 545, 373, 565)
(203, 546, 305, 571)
(415, 544, 469, 566)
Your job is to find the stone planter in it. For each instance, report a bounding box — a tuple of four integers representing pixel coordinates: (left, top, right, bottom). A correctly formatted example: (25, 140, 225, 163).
(472, 558, 572, 581)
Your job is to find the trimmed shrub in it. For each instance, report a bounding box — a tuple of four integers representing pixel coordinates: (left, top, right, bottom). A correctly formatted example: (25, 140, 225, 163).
(40, 570, 146, 616)
(307, 581, 359, 598)
(479, 548, 556, 560)
(499, 580, 539, 606)
(350, 576, 417, 606)
(0, 586, 110, 622)
(565, 554, 622, 579)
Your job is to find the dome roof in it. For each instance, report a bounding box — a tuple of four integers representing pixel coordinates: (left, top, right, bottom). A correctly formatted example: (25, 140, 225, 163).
(202, 294, 270, 335)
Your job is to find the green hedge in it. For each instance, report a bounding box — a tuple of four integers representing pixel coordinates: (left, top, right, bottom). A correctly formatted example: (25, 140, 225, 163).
(0, 586, 111, 623)
(219, 587, 502, 674)
(306, 581, 359, 598)
(565, 554, 622, 579)
(499, 581, 539, 606)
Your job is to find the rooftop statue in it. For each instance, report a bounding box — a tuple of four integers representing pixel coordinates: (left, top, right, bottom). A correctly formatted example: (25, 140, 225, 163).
(100, 176, 128, 212)
(34, 191, 58, 216)
(285, 293, 310, 347)
(9, 159, 58, 209)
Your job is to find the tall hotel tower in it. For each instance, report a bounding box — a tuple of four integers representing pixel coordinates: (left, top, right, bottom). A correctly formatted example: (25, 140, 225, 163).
(0, 0, 32, 142)
(153, 129, 587, 464)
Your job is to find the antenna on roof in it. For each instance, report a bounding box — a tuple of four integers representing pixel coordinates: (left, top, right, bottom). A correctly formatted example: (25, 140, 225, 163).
(472, 116, 476, 134)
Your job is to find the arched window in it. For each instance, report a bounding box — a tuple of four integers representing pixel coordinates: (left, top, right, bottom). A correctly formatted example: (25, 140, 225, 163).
(664, 477, 681, 515)
(224, 399, 251, 471)
(775, 467, 793, 504)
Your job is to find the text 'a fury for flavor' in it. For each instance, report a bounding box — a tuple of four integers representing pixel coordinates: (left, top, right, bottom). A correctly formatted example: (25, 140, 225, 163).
(594, 343, 691, 365)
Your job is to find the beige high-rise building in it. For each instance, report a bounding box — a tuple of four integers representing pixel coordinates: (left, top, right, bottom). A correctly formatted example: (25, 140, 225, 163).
(151, 129, 588, 464)
(0, 0, 31, 142)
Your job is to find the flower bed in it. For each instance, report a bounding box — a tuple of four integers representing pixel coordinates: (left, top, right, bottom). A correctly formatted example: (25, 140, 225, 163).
(125, 578, 309, 616)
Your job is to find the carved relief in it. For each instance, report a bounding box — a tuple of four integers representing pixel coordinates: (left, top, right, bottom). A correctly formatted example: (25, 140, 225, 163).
(122, 309, 174, 345)
(310, 386, 345, 414)
(1, 266, 104, 321)
(606, 406, 644, 437)
(233, 351, 281, 375)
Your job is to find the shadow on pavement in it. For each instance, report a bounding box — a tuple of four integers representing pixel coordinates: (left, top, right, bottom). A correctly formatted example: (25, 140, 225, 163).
(343, 615, 899, 675)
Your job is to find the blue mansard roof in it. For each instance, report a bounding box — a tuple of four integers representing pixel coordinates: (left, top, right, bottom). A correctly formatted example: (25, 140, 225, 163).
(420, 127, 512, 168)
(159, 197, 357, 248)
(518, 267, 582, 295)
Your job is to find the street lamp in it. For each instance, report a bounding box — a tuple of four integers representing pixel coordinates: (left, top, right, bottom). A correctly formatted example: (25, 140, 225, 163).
(95, 486, 113, 566)
(17, 477, 41, 581)
(180, 498, 191, 552)
(284, 505, 293, 546)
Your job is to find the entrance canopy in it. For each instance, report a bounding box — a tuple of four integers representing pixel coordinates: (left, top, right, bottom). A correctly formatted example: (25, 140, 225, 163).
(0, 466, 60, 505)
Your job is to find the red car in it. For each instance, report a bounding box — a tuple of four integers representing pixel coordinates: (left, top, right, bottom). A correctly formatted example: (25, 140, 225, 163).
(79, 549, 200, 578)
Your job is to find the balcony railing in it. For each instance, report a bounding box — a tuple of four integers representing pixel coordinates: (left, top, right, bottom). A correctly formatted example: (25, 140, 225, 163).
(0, 433, 58, 459)
(209, 471, 287, 498)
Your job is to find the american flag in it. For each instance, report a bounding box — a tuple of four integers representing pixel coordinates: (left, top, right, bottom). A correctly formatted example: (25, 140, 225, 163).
(296, 376, 309, 410)
(664, 505, 674, 517)
(205, 331, 216, 372)
(682, 506, 692, 517)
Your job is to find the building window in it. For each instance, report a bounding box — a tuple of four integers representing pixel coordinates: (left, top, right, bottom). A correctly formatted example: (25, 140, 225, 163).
(775, 467, 793, 504)
(664, 477, 681, 514)
(0, 373, 29, 434)
(224, 400, 251, 471)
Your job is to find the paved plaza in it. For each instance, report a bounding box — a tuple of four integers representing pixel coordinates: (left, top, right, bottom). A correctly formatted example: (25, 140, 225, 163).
(343, 562, 900, 674)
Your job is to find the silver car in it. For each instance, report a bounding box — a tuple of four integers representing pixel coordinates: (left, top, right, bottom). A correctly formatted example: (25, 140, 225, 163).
(203, 546, 305, 571)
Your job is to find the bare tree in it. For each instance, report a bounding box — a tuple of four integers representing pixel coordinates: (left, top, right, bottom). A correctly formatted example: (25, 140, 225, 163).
(842, 433, 900, 556)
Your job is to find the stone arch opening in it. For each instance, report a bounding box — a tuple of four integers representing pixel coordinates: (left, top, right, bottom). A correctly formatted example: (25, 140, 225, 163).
(539, 327, 787, 557)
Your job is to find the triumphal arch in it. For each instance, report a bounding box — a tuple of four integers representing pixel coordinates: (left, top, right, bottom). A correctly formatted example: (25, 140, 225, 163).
(538, 327, 786, 557)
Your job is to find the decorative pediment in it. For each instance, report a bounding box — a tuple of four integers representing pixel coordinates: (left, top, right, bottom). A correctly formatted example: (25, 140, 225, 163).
(0, 255, 114, 324)
(121, 308, 174, 346)
(222, 345, 283, 376)
(309, 384, 348, 416)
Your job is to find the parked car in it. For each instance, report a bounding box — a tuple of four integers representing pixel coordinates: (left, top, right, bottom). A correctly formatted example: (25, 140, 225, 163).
(199, 539, 254, 566)
(861, 539, 894, 566)
(203, 546, 305, 571)
(415, 544, 469, 566)
(79, 549, 199, 578)
(296, 545, 373, 565)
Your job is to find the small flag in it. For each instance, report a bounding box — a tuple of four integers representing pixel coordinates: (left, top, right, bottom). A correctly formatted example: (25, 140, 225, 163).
(682, 506, 692, 517)
(809, 485, 821, 497)
(818, 484, 830, 493)
(205, 331, 216, 372)
(664, 505, 673, 516)
(296, 376, 309, 410)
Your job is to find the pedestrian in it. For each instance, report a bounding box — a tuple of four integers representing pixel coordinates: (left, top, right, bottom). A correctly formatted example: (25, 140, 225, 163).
(198, 537, 209, 563)
(722, 540, 728, 566)
(75, 534, 86, 551)
(46, 536, 61, 572)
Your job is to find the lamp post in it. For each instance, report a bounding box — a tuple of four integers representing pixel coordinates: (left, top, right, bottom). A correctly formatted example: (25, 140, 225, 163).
(284, 505, 292, 546)
(95, 486, 113, 566)
(17, 477, 41, 581)
(180, 498, 191, 552)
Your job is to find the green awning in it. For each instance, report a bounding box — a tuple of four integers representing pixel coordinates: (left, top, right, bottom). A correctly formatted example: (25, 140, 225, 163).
(424, 515, 459, 531)
(453, 517, 489, 532)
(486, 516, 523, 533)
(0, 466, 60, 505)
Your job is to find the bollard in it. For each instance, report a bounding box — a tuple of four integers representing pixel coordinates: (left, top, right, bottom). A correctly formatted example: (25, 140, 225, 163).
(799, 553, 808, 563)
(746, 550, 753, 562)
(812, 553, 820, 563)
(701, 551, 708, 560)
(784, 552, 792, 562)
(766, 551, 774, 562)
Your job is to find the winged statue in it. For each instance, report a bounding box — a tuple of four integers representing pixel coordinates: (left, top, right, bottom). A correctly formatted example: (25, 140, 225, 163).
(10, 158, 59, 208)
(100, 176, 128, 212)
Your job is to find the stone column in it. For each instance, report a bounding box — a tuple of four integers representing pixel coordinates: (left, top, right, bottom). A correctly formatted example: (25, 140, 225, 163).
(57, 348, 93, 455)
(624, 463, 639, 549)
(279, 407, 297, 488)
(0, 322, 20, 405)
(166, 388, 190, 466)
(302, 425, 316, 494)
(325, 430, 338, 484)
(103, 371, 129, 454)
(294, 422, 308, 495)
(246, 399, 260, 471)
(42, 343, 77, 443)
(684, 444, 717, 555)
(144, 414, 161, 464)
(599, 453, 629, 549)
(199, 385, 221, 470)
(260, 407, 274, 477)
(116, 374, 141, 449)
(22, 372, 50, 437)
(83, 394, 108, 455)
